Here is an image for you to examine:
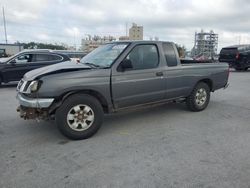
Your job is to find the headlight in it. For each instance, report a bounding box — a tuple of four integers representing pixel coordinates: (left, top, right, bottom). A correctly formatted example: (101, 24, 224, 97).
(29, 80, 42, 93)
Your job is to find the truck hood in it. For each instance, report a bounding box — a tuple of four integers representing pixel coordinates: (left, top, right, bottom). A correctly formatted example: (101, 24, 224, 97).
(24, 61, 91, 81)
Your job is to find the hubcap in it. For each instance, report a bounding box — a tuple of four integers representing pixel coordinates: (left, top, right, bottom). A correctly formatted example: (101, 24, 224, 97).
(195, 88, 207, 106)
(67, 104, 94, 131)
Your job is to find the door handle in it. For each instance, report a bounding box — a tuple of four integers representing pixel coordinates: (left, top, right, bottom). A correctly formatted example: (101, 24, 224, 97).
(156, 72, 163, 77)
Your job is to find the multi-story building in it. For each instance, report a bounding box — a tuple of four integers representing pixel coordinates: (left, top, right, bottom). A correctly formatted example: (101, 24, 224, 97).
(81, 35, 116, 52)
(191, 30, 218, 59)
(129, 23, 143, 40)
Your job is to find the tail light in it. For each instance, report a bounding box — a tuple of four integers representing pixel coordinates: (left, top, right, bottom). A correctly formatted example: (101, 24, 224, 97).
(236, 52, 240, 60)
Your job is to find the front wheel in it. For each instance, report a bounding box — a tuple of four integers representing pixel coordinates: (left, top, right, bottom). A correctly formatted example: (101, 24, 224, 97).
(186, 82, 210, 112)
(55, 94, 104, 140)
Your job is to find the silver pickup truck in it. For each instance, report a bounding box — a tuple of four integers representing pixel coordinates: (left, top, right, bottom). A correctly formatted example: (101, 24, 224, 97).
(16, 41, 229, 139)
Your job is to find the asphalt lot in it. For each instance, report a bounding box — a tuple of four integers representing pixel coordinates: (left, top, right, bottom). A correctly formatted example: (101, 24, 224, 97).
(1, 70, 250, 188)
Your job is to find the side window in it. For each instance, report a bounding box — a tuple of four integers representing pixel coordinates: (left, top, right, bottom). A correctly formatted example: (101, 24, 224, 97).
(34, 54, 50, 62)
(49, 54, 63, 61)
(15, 54, 33, 63)
(124, 44, 159, 70)
(162, 43, 178, 67)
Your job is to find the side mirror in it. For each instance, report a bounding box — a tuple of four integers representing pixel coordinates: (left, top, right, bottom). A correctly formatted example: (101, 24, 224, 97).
(10, 60, 16, 64)
(120, 59, 133, 71)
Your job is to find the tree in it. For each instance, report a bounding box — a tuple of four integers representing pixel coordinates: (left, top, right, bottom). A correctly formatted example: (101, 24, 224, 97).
(175, 44, 186, 58)
(16, 42, 67, 50)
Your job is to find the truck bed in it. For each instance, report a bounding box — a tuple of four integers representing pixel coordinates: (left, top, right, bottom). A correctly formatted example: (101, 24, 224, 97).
(180, 59, 216, 64)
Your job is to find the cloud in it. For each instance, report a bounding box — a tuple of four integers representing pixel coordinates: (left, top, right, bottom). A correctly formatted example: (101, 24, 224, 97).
(64, 27, 81, 37)
(0, 0, 250, 50)
(36, 34, 50, 41)
(12, 11, 38, 21)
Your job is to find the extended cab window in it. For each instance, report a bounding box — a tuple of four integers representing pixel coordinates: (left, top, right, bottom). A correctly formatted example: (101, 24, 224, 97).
(163, 43, 178, 67)
(124, 44, 159, 70)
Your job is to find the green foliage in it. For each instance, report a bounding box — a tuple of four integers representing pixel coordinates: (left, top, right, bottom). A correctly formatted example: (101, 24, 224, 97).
(17, 42, 67, 50)
(175, 44, 186, 58)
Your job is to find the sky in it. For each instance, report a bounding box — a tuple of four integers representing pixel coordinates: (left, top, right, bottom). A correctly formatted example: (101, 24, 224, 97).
(0, 0, 250, 51)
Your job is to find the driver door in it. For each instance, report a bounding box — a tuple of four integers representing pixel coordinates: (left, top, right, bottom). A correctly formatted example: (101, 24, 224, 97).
(111, 44, 166, 109)
(3, 53, 34, 82)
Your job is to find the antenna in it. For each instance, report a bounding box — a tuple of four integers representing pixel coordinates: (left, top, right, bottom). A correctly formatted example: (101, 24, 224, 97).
(2, 7, 8, 44)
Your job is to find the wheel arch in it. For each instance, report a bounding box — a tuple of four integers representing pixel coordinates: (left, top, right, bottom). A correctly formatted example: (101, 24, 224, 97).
(53, 89, 110, 114)
(196, 78, 213, 91)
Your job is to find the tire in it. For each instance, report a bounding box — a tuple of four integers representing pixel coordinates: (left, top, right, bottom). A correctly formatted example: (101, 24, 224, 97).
(244, 67, 248, 71)
(186, 82, 210, 112)
(0, 77, 2, 87)
(55, 94, 104, 140)
(235, 68, 243, 71)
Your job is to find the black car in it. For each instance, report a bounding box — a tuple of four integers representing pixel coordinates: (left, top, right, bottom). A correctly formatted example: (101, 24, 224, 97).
(219, 44, 250, 71)
(0, 49, 70, 86)
(54, 50, 87, 61)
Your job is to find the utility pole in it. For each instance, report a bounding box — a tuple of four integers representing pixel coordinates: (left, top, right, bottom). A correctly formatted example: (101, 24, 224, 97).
(2, 7, 8, 44)
(125, 22, 128, 37)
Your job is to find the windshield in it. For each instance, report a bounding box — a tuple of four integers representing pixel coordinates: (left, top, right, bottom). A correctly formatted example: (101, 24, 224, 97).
(0, 51, 22, 63)
(80, 43, 129, 67)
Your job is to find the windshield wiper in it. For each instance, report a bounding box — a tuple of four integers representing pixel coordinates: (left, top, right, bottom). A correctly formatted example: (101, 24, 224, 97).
(83, 62, 108, 69)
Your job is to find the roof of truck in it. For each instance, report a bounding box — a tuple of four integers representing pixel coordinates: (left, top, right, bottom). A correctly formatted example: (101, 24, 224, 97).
(110, 40, 173, 44)
(223, 44, 250, 49)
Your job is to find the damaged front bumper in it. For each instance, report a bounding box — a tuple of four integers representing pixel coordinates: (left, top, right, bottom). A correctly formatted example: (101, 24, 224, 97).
(16, 93, 55, 120)
(16, 93, 54, 108)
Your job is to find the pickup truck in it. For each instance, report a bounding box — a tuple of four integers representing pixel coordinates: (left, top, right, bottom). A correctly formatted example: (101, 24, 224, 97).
(16, 41, 229, 140)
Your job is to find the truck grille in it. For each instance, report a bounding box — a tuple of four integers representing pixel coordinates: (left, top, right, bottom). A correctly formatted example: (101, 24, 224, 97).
(17, 79, 31, 93)
(17, 79, 24, 90)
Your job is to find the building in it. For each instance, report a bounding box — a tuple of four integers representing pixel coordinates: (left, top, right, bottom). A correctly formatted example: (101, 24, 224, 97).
(129, 23, 143, 40)
(81, 35, 116, 52)
(0, 43, 24, 57)
(191, 30, 218, 59)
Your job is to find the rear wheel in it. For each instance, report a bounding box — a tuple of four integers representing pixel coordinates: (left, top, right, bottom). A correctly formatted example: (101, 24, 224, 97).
(235, 68, 243, 71)
(186, 82, 210, 112)
(0, 77, 2, 87)
(55, 94, 104, 140)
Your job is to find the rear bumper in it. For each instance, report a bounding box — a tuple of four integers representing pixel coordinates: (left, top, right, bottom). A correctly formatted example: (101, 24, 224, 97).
(227, 61, 249, 69)
(16, 93, 54, 108)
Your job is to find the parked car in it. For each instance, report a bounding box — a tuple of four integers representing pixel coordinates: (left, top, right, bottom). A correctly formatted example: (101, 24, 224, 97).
(16, 41, 229, 140)
(219, 44, 250, 71)
(0, 49, 70, 86)
(54, 50, 87, 62)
